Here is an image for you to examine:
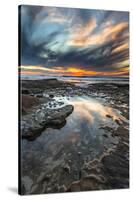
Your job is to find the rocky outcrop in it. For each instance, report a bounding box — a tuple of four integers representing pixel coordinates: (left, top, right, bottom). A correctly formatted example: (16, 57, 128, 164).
(21, 88, 31, 95)
(21, 78, 73, 90)
(21, 95, 39, 114)
(21, 105, 74, 140)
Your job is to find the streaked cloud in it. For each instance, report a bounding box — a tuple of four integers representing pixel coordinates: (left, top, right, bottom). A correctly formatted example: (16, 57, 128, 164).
(20, 65, 129, 77)
(68, 21, 128, 47)
(20, 5, 129, 77)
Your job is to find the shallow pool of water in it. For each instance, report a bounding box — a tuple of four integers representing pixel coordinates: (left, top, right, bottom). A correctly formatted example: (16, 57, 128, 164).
(21, 95, 128, 191)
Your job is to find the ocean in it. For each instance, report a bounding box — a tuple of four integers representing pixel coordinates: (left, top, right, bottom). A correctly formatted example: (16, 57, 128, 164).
(20, 75, 129, 86)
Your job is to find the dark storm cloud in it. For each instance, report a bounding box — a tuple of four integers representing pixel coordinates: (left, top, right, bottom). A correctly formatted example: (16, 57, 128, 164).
(20, 5, 129, 76)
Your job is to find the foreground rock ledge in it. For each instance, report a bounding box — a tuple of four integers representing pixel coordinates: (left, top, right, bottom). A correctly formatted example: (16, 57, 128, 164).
(21, 105, 74, 140)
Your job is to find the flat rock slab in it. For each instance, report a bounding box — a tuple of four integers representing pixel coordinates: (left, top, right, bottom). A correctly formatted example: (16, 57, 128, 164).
(21, 105, 74, 140)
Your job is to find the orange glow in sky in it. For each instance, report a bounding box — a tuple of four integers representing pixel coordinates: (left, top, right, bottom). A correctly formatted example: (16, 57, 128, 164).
(20, 65, 129, 77)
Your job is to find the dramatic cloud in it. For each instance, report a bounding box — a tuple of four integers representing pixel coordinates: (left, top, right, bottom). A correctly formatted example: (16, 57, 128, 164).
(19, 5, 129, 77)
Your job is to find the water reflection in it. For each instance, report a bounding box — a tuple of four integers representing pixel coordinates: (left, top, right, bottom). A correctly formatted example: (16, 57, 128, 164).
(51, 96, 127, 126)
(22, 96, 128, 188)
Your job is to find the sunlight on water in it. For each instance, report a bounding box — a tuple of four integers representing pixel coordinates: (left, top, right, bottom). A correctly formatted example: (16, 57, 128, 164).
(49, 96, 128, 127)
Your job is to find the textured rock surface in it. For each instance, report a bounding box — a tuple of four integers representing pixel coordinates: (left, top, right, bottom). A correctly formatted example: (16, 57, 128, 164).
(20, 79, 129, 195)
(21, 95, 39, 114)
(21, 104, 74, 140)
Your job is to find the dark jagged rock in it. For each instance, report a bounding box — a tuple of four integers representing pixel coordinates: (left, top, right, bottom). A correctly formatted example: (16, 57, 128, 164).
(22, 88, 31, 95)
(21, 105, 74, 140)
(36, 94, 43, 98)
(49, 94, 54, 98)
(21, 78, 74, 91)
(21, 95, 39, 114)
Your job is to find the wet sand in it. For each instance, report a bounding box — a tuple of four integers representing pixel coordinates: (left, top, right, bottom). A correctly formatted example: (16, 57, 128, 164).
(20, 79, 129, 194)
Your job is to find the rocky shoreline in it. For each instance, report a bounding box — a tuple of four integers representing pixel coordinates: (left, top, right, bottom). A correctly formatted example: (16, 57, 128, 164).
(20, 78, 129, 194)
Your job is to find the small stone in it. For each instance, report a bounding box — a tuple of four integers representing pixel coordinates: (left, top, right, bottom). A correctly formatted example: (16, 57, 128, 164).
(36, 94, 43, 98)
(49, 94, 54, 98)
(106, 114, 112, 118)
(103, 134, 108, 138)
(44, 174, 51, 181)
(63, 164, 70, 174)
(22, 88, 30, 94)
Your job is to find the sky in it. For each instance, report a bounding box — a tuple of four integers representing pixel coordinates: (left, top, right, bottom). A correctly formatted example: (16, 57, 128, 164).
(19, 5, 129, 77)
